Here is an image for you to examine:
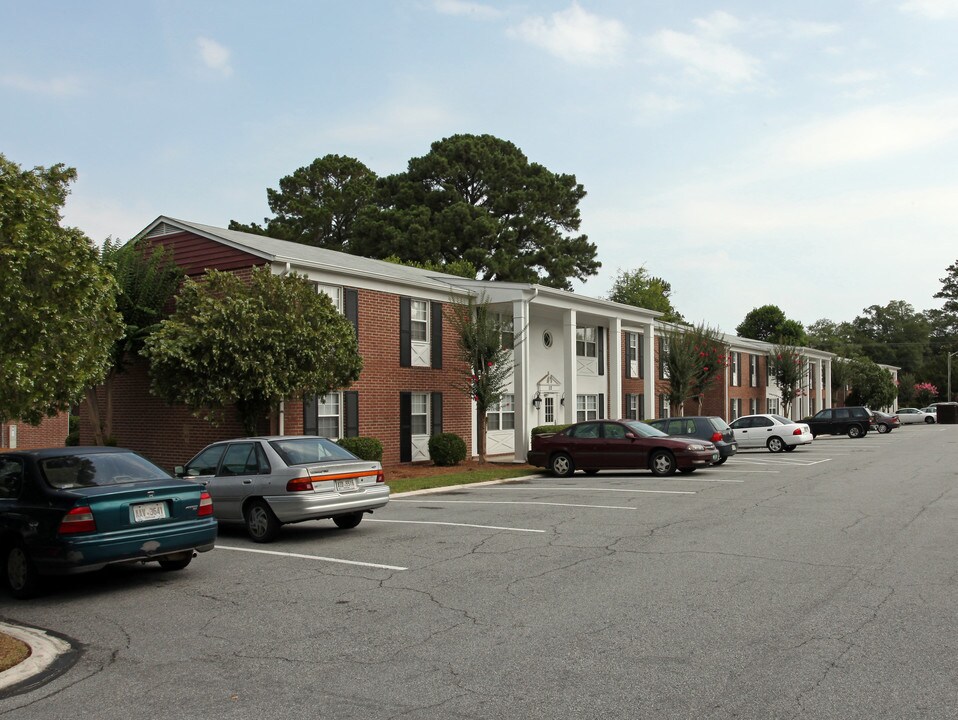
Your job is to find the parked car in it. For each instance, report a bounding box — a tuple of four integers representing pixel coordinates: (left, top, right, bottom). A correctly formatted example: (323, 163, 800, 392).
(870, 411, 901, 434)
(178, 436, 390, 543)
(527, 420, 719, 477)
(728, 414, 813, 452)
(1, 447, 217, 599)
(920, 406, 938, 417)
(804, 406, 873, 438)
(896, 407, 936, 424)
(646, 416, 737, 465)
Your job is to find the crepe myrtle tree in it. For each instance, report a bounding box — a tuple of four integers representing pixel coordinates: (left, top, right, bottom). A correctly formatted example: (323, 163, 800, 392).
(768, 345, 808, 417)
(142, 267, 363, 435)
(663, 323, 728, 415)
(448, 294, 515, 463)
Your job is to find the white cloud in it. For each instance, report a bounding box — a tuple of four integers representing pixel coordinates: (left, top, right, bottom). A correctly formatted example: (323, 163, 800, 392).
(0, 73, 83, 96)
(196, 37, 233, 77)
(631, 92, 688, 124)
(509, 3, 628, 66)
(828, 69, 881, 85)
(648, 27, 761, 90)
(785, 20, 841, 38)
(433, 0, 502, 20)
(899, 0, 958, 19)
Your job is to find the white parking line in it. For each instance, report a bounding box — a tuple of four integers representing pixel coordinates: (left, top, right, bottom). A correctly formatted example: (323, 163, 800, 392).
(366, 518, 544, 533)
(216, 544, 407, 571)
(476, 486, 697, 495)
(734, 458, 832, 466)
(391, 499, 642, 510)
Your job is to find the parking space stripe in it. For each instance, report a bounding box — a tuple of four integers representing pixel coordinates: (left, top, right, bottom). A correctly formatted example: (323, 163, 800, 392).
(366, 518, 544, 533)
(216, 544, 407, 571)
(475, 486, 696, 495)
(391, 499, 641, 509)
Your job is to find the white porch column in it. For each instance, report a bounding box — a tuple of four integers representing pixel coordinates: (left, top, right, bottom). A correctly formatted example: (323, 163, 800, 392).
(608, 318, 622, 419)
(512, 298, 531, 461)
(643, 321, 655, 420)
(824, 359, 832, 409)
(563, 309, 577, 423)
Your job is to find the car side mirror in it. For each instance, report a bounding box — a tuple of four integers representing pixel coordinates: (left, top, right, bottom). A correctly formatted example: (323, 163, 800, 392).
(625, 432, 637, 439)
(173, 465, 185, 478)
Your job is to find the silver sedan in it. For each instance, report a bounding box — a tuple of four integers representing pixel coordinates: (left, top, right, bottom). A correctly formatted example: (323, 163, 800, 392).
(178, 436, 390, 542)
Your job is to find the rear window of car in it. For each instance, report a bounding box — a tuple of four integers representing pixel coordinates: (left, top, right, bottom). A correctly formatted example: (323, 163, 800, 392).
(270, 438, 358, 465)
(40, 452, 170, 489)
(623, 421, 669, 438)
(770, 415, 792, 424)
(707, 417, 730, 431)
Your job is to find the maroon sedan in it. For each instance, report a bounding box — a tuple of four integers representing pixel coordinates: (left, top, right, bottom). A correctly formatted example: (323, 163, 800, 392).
(527, 419, 719, 477)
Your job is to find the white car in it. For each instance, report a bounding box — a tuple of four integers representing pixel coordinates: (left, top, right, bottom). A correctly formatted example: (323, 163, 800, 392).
(896, 407, 936, 424)
(729, 414, 814, 453)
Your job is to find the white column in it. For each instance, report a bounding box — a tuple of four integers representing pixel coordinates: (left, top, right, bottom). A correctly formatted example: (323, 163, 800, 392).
(512, 298, 531, 462)
(824, 359, 832, 409)
(608, 318, 622, 419)
(563, 309, 577, 423)
(643, 321, 655, 420)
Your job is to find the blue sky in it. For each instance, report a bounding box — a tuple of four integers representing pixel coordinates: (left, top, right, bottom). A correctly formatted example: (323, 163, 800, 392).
(3, 0, 958, 333)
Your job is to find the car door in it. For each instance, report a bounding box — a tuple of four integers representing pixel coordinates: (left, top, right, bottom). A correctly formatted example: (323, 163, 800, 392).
(729, 416, 755, 447)
(566, 422, 603, 468)
(601, 421, 643, 470)
(809, 409, 832, 435)
(210, 442, 271, 519)
(750, 416, 775, 445)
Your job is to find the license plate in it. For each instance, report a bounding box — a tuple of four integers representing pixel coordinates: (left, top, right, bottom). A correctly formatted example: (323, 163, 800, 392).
(133, 501, 167, 523)
(335, 478, 358, 493)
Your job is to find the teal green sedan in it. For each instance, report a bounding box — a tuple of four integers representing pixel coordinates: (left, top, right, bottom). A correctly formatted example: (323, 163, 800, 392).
(1, 447, 218, 599)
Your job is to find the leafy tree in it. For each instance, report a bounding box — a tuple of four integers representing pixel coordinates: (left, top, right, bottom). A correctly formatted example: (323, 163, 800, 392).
(736, 305, 807, 345)
(896, 371, 916, 406)
(84, 239, 185, 444)
(830, 357, 854, 405)
(845, 357, 898, 409)
(934, 259, 958, 325)
(382, 255, 477, 280)
(850, 301, 929, 373)
(913, 381, 939, 406)
(768, 345, 808, 416)
(142, 267, 362, 434)
(356, 134, 599, 290)
(807, 318, 861, 356)
(230, 154, 378, 251)
(448, 294, 515, 463)
(608, 267, 685, 323)
(663, 323, 727, 414)
(0, 154, 123, 424)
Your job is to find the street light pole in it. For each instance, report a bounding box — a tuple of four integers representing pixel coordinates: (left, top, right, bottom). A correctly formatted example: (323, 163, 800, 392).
(949, 351, 958, 402)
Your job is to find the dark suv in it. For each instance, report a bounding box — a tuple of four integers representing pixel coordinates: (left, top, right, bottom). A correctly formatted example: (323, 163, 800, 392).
(804, 406, 873, 438)
(647, 416, 737, 464)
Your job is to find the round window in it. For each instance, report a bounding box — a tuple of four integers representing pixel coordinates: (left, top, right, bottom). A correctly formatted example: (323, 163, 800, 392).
(543, 331, 553, 348)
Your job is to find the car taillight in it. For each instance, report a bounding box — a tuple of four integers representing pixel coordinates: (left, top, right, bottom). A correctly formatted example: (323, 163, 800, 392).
(198, 491, 214, 517)
(376, 469, 385, 483)
(711, 432, 723, 443)
(59, 506, 96, 535)
(286, 476, 315, 492)
(793, 428, 803, 435)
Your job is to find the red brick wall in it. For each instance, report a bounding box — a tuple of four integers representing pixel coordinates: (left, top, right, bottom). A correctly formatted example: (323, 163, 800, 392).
(727, 351, 768, 416)
(1, 413, 69, 449)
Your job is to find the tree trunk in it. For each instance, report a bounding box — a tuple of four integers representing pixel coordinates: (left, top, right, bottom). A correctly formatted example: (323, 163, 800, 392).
(477, 412, 488, 464)
(84, 387, 105, 446)
(104, 371, 115, 442)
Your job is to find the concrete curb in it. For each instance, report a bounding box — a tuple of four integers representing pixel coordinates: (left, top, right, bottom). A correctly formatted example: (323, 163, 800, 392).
(0, 622, 78, 698)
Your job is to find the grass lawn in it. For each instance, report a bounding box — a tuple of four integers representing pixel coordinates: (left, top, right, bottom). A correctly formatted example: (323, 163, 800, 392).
(384, 460, 540, 494)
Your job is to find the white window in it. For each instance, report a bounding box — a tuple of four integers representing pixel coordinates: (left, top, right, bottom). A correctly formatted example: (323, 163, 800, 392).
(576, 394, 598, 422)
(730, 398, 743, 420)
(410, 300, 429, 343)
(659, 394, 670, 418)
(731, 352, 740, 386)
(627, 394, 639, 420)
(660, 337, 670, 379)
(749, 398, 758, 415)
(487, 394, 515, 431)
(494, 313, 515, 350)
(627, 333, 639, 378)
(576, 327, 597, 357)
(315, 283, 342, 312)
(304, 392, 342, 438)
(767, 398, 780, 415)
(749, 355, 759, 387)
(544, 396, 555, 424)
(411, 393, 429, 436)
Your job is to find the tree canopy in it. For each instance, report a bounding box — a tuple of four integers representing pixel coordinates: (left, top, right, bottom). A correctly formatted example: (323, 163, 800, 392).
(845, 356, 898, 409)
(0, 154, 123, 424)
(663, 323, 727, 414)
(142, 267, 362, 434)
(607, 266, 685, 323)
(736, 305, 807, 345)
(768, 345, 808, 416)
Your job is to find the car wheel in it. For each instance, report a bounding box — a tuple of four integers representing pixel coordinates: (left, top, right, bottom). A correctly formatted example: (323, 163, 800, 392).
(158, 552, 193, 571)
(925, 416, 936, 424)
(333, 511, 364, 529)
(649, 450, 676, 477)
(244, 500, 281, 543)
(767, 436, 785, 453)
(550, 453, 574, 478)
(783, 445, 796, 452)
(877, 423, 889, 434)
(678, 467, 696, 474)
(714, 457, 727, 465)
(847, 424, 863, 439)
(6, 543, 41, 599)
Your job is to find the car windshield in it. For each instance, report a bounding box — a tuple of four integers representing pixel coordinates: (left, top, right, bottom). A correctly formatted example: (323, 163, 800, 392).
(40, 452, 170, 489)
(623, 420, 669, 438)
(770, 415, 792, 425)
(270, 437, 358, 465)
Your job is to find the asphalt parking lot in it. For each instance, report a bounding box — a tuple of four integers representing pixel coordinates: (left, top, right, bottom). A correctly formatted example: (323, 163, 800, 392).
(3, 423, 957, 719)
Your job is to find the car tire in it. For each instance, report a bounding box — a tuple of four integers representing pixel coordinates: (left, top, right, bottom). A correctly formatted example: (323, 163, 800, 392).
(649, 450, 676, 477)
(714, 457, 727, 465)
(847, 424, 863, 439)
(244, 499, 281, 543)
(783, 445, 796, 452)
(333, 511, 364, 529)
(158, 552, 193, 571)
(925, 416, 935, 424)
(767, 436, 785, 453)
(6, 543, 41, 599)
(678, 468, 696, 474)
(550, 453, 574, 478)
(877, 423, 889, 434)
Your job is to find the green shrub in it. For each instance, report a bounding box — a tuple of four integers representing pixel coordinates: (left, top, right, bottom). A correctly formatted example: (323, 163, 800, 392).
(531, 424, 571, 437)
(428, 433, 467, 466)
(337, 436, 383, 461)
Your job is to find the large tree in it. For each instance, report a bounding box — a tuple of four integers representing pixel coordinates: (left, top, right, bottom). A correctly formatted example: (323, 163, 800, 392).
(845, 356, 898, 409)
(0, 155, 123, 424)
(142, 267, 363, 434)
(356, 134, 599, 290)
(736, 305, 807, 345)
(608, 266, 685, 323)
(850, 300, 929, 373)
(663, 324, 727, 415)
(230, 154, 378, 252)
(768, 345, 808, 417)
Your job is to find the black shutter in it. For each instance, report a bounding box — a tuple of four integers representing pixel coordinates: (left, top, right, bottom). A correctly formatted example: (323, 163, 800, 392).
(344, 391, 359, 438)
(597, 327, 605, 375)
(639, 335, 644, 379)
(638, 394, 645, 420)
(399, 392, 412, 462)
(431, 302, 443, 369)
(624, 393, 631, 419)
(431, 392, 443, 435)
(344, 288, 359, 337)
(399, 298, 411, 368)
(599, 393, 605, 419)
(303, 396, 317, 435)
